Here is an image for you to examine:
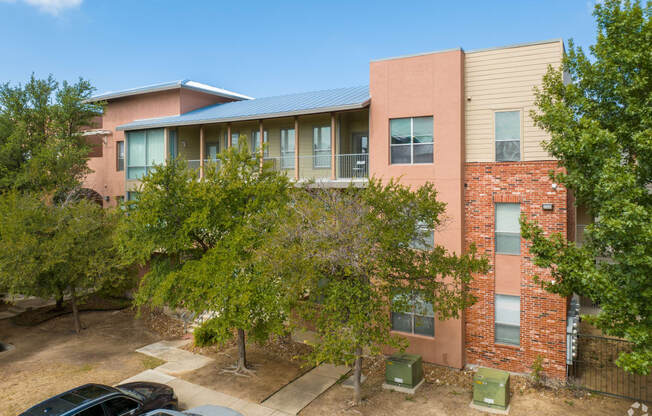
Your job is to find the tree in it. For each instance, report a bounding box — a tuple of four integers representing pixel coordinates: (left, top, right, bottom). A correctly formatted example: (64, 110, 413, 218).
(264, 180, 488, 404)
(0, 74, 103, 194)
(119, 145, 293, 375)
(0, 192, 125, 332)
(521, 0, 651, 374)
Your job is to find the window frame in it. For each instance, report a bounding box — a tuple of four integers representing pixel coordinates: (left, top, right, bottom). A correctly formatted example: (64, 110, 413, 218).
(251, 130, 269, 157)
(116, 141, 125, 171)
(494, 109, 522, 162)
(389, 116, 434, 165)
(495, 203, 521, 255)
(312, 125, 332, 169)
(494, 294, 520, 346)
(391, 291, 435, 338)
(126, 128, 165, 180)
(280, 128, 295, 169)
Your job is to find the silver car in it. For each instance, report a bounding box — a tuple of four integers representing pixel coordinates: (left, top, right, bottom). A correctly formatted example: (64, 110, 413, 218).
(144, 405, 243, 416)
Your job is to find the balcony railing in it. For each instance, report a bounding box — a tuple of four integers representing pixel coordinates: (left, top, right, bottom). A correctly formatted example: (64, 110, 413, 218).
(337, 153, 368, 179)
(262, 154, 368, 180)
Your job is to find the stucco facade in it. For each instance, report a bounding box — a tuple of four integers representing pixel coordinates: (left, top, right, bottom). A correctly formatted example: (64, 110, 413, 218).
(83, 39, 570, 379)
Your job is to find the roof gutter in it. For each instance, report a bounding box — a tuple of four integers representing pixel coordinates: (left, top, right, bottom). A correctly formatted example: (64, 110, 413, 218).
(116, 99, 370, 131)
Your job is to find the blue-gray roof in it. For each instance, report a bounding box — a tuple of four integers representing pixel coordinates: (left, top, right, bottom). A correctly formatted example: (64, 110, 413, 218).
(117, 85, 370, 130)
(88, 79, 252, 102)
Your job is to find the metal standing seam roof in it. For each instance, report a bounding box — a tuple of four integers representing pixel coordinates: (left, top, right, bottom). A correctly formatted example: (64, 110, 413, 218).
(116, 85, 370, 131)
(87, 79, 253, 102)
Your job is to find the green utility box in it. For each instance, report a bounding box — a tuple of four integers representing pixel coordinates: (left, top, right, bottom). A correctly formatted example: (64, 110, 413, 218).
(473, 367, 510, 410)
(385, 353, 423, 388)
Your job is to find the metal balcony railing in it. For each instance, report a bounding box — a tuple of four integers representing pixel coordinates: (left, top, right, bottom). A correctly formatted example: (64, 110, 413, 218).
(336, 153, 368, 179)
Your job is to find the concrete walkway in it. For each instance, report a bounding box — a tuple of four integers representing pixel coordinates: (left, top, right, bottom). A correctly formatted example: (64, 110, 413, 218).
(127, 339, 290, 415)
(261, 363, 350, 415)
(127, 339, 349, 416)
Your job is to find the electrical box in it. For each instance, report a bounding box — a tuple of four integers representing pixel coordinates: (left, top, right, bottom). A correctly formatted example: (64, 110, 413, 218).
(473, 367, 510, 411)
(385, 353, 423, 388)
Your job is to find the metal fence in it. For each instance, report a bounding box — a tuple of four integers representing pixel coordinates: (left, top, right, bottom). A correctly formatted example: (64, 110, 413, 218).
(568, 333, 651, 402)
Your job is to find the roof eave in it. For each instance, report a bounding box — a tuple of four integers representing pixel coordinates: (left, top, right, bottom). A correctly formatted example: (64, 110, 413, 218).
(85, 83, 252, 103)
(116, 99, 370, 131)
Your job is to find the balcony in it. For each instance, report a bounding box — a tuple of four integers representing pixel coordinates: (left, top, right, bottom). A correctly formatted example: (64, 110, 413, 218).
(125, 109, 369, 185)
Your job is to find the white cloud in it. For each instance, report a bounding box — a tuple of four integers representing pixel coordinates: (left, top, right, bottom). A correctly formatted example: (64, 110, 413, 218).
(1, 0, 82, 15)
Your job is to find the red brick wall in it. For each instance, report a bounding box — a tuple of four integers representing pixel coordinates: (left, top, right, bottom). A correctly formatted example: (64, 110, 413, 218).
(464, 161, 568, 379)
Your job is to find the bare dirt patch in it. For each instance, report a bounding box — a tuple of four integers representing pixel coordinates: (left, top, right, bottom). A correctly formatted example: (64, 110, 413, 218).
(0, 308, 172, 415)
(180, 336, 313, 403)
(300, 357, 632, 416)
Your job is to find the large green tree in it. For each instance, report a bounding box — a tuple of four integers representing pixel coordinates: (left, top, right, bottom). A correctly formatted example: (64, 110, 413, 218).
(0, 192, 125, 332)
(521, 0, 651, 374)
(119, 145, 293, 374)
(264, 180, 488, 404)
(0, 74, 103, 194)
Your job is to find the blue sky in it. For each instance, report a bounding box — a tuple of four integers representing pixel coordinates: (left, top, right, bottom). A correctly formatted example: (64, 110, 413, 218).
(0, 0, 599, 98)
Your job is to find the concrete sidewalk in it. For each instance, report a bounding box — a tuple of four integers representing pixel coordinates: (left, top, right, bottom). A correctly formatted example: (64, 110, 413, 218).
(261, 364, 350, 415)
(127, 339, 348, 416)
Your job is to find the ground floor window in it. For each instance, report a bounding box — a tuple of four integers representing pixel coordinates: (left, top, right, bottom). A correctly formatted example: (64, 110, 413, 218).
(391, 292, 435, 337)
(495, 294, 520, 346)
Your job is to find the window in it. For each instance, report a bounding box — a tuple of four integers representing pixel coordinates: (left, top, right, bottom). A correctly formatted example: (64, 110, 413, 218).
(495, 294, 520, 346)
(75, 405, 105, 416)
(116, 141, 125, 171)
(103, 397, 139, 416)
(251, 130, 269, 156)
(231, 132, 240, 148)
(206, 143, 219, 160)
(313, 126, 331, 168)
(390, 116, 433, 164)
(280, 128, 295, 169)
(495, 111, 521, 162)
(391, 292, 435, 337)
(127, 191, 140, 202)
(168, 129, 177, 159)
(127, 129, 165, 179)
(409, 221, 435, 251)
(495, 203, 521, 255)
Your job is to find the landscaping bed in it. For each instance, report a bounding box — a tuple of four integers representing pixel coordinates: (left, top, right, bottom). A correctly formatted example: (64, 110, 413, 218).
(300, 356, 632, 416)
(10, 295, 131, 326)
(180, 335, 313, 403)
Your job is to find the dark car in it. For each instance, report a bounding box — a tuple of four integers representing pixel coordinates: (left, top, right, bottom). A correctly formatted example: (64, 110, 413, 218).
(19, 382, 178, 416)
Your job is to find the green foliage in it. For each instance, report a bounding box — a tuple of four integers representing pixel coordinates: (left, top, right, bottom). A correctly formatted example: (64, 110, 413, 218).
(264, 179, 488, 395)
(0, 192, 127, 330)
(524, 0, 651, 374)
(0, 74, 103, 194)
(530, 355, 545, 387)
(119, 144, 293, 355)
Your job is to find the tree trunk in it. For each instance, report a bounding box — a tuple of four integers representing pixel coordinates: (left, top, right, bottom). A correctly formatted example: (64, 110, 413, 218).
(71, 288, 81, 334)
(55, 296, 64, 310)
(353, 346, 363, 405)
(237, 328, 247, 370)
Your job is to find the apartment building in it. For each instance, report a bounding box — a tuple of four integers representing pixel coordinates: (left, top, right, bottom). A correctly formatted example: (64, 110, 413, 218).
(84, 38, 570, 379)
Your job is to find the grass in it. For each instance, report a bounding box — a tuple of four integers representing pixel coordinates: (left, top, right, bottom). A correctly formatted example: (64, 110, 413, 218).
(139, 354, 166, 370)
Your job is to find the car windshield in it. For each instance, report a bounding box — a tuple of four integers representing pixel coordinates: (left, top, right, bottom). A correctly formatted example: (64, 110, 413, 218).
(115, 387, 145, 401)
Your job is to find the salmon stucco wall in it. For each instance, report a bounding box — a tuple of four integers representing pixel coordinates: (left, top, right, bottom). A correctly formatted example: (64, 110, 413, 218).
(369, 49, 466, 368)
(84, 90, 183, 206)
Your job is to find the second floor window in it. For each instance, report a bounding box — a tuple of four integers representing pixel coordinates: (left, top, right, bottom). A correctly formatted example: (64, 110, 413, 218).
(409, 220, 435, 251)
(116, 141, 124, 171)
(127, 129, 165, 180)
(495, 110, 521, 162)
(280, 128, 295, 169)
(390, 116, 433, 165)
(313, 126, 331, 168)
(231, 132, 240, 148)
(495, 203, 521, 255)
(251, 130, 268, 156)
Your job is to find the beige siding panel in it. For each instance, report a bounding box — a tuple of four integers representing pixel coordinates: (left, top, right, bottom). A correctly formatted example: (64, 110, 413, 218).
(465, 41, 562, 162)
